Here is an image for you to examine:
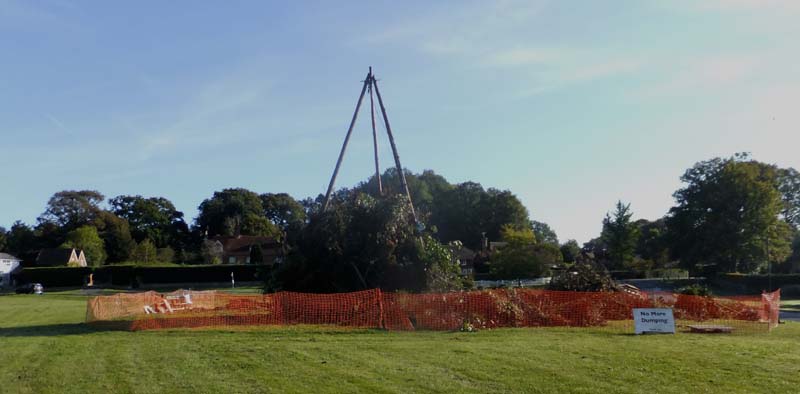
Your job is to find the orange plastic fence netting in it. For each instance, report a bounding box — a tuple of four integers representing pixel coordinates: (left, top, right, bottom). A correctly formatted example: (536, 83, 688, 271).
(85, 288, 781, 334)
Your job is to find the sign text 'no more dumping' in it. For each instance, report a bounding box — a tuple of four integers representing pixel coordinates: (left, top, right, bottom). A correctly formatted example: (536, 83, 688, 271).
(633, 308, 675, 334)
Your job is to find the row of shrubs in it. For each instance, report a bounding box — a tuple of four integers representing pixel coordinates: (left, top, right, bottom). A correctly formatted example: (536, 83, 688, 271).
(712, 273, 800, 293)
(13, 264, 271, 288)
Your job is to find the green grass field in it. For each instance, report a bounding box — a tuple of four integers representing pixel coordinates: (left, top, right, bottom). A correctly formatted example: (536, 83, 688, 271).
(1, 292, 799, 394)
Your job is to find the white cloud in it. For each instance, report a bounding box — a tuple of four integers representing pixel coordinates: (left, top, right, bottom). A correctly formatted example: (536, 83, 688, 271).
(133, 67, 276, 160)
(363, 1, 644, 97)
(631, 52, 764, 100)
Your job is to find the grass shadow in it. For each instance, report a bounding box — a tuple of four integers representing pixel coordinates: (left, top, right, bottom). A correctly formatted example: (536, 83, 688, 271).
(0, 322, 126, 337)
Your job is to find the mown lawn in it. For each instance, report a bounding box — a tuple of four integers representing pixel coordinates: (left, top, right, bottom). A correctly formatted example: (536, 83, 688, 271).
(1, 292, 798, 394)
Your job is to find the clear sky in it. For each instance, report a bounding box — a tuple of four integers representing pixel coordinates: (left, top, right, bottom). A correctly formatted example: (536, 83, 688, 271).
(2, 0, 799, 243)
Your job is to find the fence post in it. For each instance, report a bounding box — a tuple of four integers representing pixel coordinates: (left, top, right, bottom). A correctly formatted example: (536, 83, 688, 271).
(377, 288, 385, 330)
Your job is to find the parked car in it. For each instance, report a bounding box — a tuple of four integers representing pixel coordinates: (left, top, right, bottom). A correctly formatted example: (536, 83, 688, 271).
(15, 283, 44, 294)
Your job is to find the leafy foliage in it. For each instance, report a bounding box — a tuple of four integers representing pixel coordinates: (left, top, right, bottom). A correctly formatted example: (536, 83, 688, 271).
(261, 193, 307, 242)
(547, 262, 616, 292)
(677, 284, 712, 296)
(61, 226, 106, 267)
(355, 169, 532, 250)
(634, 218, 670, 268)
(489, 225, 559, 280)
(132, 239, 158, 264)
(778, 167, 800, 229)
(196, 188, 281, 238)
(666, 154, 791, 273)
(418, 234, 463, 292)
(601, 201, 640, 270)
(201, 239, 223, 265)
(156, 247, 175, 264)
(531, 220, 559, 246)
(5, 221, 37, 259)
(94, 211, 135, 263)
(272, 192, 464, 292)
(560, 240, 581, 263)
(38, 190, 105, 231)
(109, 195, 190, 250)
(0, 226, 6, 252)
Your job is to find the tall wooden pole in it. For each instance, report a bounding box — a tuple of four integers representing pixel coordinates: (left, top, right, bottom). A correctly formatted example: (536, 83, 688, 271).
(322, 72, 371, 211)
(372, 77, 418, 224)
(368, 69, 383, 195)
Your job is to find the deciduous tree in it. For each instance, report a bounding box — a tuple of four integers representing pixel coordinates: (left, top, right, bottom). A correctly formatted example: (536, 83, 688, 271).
(196, 188, 280, 238)
(560, 240, 581, 263)
(62, 226, 106, 267)
(38, 190, 104, 230)
(666, 154, 790, 273)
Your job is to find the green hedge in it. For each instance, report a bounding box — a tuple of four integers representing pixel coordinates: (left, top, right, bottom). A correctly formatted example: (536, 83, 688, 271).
(13, 267, 93, 287)
(13, 264, 271, 288)
(713, 273, 800, 292)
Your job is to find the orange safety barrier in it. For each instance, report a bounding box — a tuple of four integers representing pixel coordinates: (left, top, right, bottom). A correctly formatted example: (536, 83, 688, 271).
(86, 288, 781, 334)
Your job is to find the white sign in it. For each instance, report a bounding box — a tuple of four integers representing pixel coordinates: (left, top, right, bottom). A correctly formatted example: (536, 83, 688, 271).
(633, 308, 675, 334)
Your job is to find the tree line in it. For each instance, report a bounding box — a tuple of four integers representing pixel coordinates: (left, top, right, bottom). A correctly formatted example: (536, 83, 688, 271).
(581, 153, 800, 276)
(1, 152, 798, 292)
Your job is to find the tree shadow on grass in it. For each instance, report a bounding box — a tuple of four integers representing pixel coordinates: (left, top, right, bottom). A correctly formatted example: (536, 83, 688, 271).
(0, 322, 127, 337)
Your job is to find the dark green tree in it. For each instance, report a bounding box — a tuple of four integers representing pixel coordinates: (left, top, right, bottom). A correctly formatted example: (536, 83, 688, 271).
(38, 190, 104, 231)
(94, 211, 135, 263)
(531, 220, 559, 246)
(778, 167, 800, 229)
(6, 221, 37, 259)
(62, 226, 106, 267)
(666, 154, 790, 273)
(272, 193, 460, 292)
(356, 168, 453, 216)
(196, 188, 280, 238)
(0, 226, 7, 252)
(249, 244, 265, 264)
(156, 247, 175, 263)
(634, 218, 670, 267)
(489, 225, 559, 281)
(432, 182, 529, 249)
(132, 239, 158, 264)
(560, 239, 581, 263)
(109, 195, 189, 250)
(260, 193, 307, 244)
(601, 201, 640, 270)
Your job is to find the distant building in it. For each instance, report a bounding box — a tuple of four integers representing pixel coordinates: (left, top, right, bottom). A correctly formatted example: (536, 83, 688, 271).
(0, 253, 23, 288)
(36, 248, 87, 267)
(489, 241, 508, 251)
(211, 235, 283, 264)
(448, 242, 477, 276)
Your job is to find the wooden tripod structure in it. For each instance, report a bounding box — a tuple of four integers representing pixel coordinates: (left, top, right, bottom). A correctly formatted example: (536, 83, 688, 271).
(322, 67, 418, 224)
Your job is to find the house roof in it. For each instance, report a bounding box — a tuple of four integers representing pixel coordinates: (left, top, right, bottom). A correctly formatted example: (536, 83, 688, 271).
(211, 235, 281, 254)
(450, 246, 476, 260)
(0, 252, 21, 261)
(36, 248, 77, 266)
(489, 241, 508, 251)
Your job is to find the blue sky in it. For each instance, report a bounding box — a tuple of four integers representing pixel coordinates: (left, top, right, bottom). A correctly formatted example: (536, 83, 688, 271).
(2, 0, 799, 243)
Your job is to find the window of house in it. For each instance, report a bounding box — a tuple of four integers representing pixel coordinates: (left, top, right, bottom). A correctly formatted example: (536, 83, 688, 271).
(228, 256, 236, 264)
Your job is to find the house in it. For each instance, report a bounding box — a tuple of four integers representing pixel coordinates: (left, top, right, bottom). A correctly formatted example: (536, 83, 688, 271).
(36, 248, 88, 267)
(211, 235, 283, 264)
(489, 241, 508, 251)
(0, 253, 23, 288)
(453, 246, 477, 276)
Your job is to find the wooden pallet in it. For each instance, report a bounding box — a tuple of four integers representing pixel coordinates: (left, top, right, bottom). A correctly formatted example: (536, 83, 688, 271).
(687, 325, 734, 334)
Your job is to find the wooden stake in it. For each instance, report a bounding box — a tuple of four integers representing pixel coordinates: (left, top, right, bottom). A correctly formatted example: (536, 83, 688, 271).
(368, 69, 383, 195)
(372, 77, 418, 224)
(322, 72, 370, 211)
